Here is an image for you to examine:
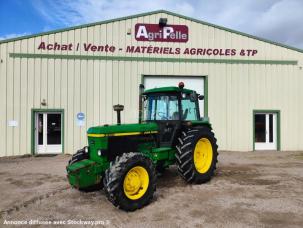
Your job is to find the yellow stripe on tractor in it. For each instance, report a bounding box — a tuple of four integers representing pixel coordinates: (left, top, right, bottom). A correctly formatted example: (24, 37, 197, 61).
(87, 131, 158, 138)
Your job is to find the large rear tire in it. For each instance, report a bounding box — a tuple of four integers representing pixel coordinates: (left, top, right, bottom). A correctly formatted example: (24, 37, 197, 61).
(176, 127, 218, 184)
(103, 153, 156, 211)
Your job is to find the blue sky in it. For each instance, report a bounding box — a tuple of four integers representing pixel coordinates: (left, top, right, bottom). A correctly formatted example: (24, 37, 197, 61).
(0, 0, 45, 39)
(1, 0, 303, 49)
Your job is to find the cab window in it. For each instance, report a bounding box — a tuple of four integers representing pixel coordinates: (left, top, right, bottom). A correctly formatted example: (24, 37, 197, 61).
(144, 95, 179, 121)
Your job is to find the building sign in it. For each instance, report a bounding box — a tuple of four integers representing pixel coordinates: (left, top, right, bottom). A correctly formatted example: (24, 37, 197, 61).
(135, 24, 188, 42)
(35, 21, 259, 57)
(76, 112, 85, 121)
(37, 40, 258, 56)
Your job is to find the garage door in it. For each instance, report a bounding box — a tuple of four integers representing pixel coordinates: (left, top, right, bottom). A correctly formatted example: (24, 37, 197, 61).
(144, 76, 205, 117)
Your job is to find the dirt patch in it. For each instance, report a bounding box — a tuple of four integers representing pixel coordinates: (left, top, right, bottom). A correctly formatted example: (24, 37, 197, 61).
(0, 151, 303, 227)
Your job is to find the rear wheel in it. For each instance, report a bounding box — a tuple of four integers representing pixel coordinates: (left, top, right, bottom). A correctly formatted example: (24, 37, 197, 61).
(103, 153, 156, 211)
(176, 127, 218, 184)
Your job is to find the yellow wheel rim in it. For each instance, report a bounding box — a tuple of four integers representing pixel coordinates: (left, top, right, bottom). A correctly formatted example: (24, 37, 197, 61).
(193, 138, 213, 174)
(123, 166, 149, 200)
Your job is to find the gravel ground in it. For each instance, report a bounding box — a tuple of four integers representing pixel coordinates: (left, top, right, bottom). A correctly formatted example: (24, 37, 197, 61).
(0, 151, 303, 227)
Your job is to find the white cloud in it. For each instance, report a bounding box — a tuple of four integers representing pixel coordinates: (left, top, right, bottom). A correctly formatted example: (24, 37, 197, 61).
(31, 0, 303, 49)
(0, 33, 30, 41)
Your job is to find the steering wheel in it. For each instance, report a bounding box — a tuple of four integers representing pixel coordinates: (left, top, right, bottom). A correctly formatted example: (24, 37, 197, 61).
(157, 112, 168, 120)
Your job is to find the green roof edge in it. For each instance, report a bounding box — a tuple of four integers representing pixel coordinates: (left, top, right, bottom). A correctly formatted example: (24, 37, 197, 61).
(0, 9, 302, 53)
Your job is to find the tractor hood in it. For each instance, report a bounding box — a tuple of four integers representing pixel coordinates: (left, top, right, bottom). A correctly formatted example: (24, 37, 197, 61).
(87, 122, 158, 135)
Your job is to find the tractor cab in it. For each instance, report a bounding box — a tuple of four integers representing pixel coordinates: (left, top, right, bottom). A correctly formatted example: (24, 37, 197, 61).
(142, 82, 203, 147)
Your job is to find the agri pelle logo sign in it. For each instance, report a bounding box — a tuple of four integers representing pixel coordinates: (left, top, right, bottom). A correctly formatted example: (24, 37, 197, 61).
(135, 24, 188, 42)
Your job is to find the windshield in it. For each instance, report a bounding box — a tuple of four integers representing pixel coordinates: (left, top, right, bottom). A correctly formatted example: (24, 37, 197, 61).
(143, 93, 199, 121)
(143, 95, 179, 121)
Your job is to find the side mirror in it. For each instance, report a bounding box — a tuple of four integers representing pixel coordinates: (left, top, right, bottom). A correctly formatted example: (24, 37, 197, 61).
(198, 95, 204, 100)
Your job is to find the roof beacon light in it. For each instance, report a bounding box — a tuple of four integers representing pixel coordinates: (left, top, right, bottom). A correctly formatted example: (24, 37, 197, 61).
(178, 82, 184, 89)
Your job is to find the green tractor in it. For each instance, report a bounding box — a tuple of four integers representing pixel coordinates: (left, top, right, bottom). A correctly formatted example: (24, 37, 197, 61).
(66, 82, 218, 211)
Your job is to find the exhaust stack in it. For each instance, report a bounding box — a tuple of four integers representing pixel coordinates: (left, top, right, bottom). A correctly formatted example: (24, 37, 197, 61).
(138, 84, 145, 123)
(113, 104, 124, 125)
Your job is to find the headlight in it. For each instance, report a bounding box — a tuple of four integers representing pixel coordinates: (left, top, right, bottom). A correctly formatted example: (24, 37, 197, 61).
(97, 150, 102, 156)
(84, 146, 88, 153)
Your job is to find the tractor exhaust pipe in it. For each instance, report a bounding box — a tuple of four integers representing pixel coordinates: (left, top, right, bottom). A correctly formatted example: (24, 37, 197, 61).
(139, 84, 145, 123)
(113, 104, 124, 125)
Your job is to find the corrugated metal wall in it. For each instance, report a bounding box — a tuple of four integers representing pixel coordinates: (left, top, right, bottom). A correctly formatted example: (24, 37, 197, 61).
(0, 12, 302, 156)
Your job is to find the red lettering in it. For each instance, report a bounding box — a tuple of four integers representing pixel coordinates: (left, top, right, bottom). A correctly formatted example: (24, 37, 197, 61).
(90, 45, 97, 52)
(134, 46, 141, 53)
(190, 48, 196, 55)
(163, 47, 169, 54)
(109, 46, 115, 52)
(197, 49, 203, 55)
(183, 48, 190, 55)
(225, 49, 230, 56)
(153, 47, 159, 54)
(83, 43, 91, 51)
(219, 49, 225, 56)
(46, 44, 53, 50)
(169, 48, 174, 54)
(213, 49, 219, 55)
(206, 49, 212, 55)
(38, 42, 46, 50)
(126, 46, 135, 53)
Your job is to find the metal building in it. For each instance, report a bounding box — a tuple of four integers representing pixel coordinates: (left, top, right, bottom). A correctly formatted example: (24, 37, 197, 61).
(0, 10, 302, 157)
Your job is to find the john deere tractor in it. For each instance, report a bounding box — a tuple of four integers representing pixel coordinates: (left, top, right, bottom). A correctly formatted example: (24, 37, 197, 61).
(66, 82, 218, 211)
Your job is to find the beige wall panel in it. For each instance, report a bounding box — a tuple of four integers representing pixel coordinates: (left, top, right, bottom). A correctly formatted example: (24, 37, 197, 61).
(54, 58, 61, 108)
(93, 59, 100, 125)
(79, 28, 88, 149)
(61, 58, 68, 153)
(19, 40, 28, 155)
(112, 60, 119, 122)
(92, 25, 101, 125)
(47, 58, 55, 108)
(64, 30, 75, 153)
(67, 58, 75, 153)
(86, 26, 95, 136)
(123, 61, 132, 122)
(72, 29, 81, 150)
(47, 34, 55, 108)
(6, 42, 15, 156)
(99, 60, 106, 125)
(99, 24, 107, 125)
(118, 62, 125, 122)
(105, 61, 113, 124)
(13, 41, 21, 155)
(74, 58, 81, 151)
(33, 36, 41, 108)
(0, 44, 7, 156)
(86, 60, 94, 128)
(130, 60, 138, 123)
(40, 58, 48, 108)
(225, 63, 233, 150)
(27, 38, 35, 155)
(54, 33, 62, 108)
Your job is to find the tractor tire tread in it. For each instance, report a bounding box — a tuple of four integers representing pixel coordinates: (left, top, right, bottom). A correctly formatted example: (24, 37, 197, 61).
(103, 152, 156, 211)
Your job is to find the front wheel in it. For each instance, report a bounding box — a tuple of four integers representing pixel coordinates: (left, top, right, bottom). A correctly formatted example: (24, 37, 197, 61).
(176, 127, 218, 184)
(103, 153, 156, 211)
